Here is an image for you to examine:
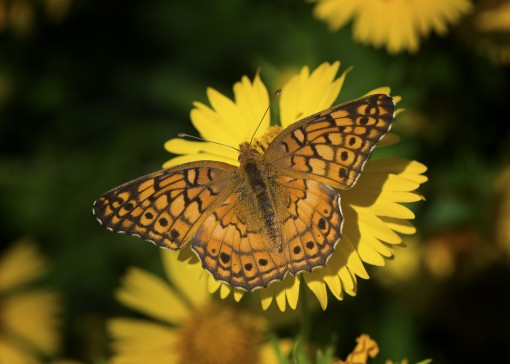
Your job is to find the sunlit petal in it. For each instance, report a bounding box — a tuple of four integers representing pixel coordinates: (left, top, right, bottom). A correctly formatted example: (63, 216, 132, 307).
(115, 267, 190, 325)
(0, 241, 46, 292)
(161, 250, 210, 309)
(313, 0, 472, 54)
(2, 291, 60, 354)
(109, 318, 178, 364)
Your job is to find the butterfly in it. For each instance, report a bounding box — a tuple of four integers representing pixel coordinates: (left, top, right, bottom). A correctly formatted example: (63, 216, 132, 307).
(93, 94, 395, 292)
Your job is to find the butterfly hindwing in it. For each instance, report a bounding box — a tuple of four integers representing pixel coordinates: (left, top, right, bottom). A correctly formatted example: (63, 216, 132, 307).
(274, 176, 343, 275)
(93, 161, 236, 250)
(264, 94, 395, 190)
(190, 190, 288, 291)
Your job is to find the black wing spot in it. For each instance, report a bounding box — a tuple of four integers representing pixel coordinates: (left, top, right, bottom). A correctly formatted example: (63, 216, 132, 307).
(124, 202, 134, 211)
(159, 217, 168, 226)
(340, 151, 348, 161)
(318, 218, 326, 230)
(259, 258, 268, 266)
(244, 263, 253, 271)
(170, 229, 180, 240)
(220, 252, 231, 264)
(349, 137, 356, 146)
(306, 241, 315, 250)
(145, 212, 154, 219)
(293, 246, 302, 255)
(115, 197, 125, 204)
(339, 168, 348, 178)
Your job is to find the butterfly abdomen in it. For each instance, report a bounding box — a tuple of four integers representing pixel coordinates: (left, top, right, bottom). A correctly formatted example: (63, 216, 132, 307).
(243, 161, 282, 250)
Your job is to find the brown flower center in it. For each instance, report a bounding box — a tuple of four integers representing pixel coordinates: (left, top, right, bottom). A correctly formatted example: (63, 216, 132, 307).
(176, 301, 266, 364)
(251, 126, 283, 154)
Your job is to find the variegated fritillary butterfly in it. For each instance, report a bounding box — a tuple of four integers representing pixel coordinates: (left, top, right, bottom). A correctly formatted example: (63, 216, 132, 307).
(93, 94, 395, 291)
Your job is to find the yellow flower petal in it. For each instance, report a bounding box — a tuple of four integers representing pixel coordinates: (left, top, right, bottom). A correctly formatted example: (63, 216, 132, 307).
(115, 267, 190, 325)
(345, 334, 380, 363)
(259, 339, 294, 364)
(163, 138, 238, 167)
(165, 74, 269, 167)
(259, 275, 297, 311)
(233, 289, 245, 302)
(285, 276, 300, 310)
(357, 209, 402, 245)
(380, 217, 416, 235)
(207, 274, 222, 293)
(232, 74, 271, 141)
(275, 285, 288, 312)
(322, 265, 343, 301)
(163, 152, 236, 169)
(313, 0, 472, 54)
(108, 318, 178, 364)
(313, 0, 361, 31)
(2, 291, 60, 354)
(189, 98, 241, 147)
(161, 250, 210, 309)
(303, 270, 328, 310)
(274, 276, 300, 311)
(344, 240, 370, 279)
(220, 282, 232, 299)
(339, 266, 357, 296)
(280, 61, 349, 127)
(0, 340, 39, 364)
(0, 241, 46, 292)
(260, 287, 275, 310)
(357, 242, 387, 266)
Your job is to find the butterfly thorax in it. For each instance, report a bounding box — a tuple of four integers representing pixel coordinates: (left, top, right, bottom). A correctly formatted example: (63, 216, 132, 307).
(238, 142, 282, 251)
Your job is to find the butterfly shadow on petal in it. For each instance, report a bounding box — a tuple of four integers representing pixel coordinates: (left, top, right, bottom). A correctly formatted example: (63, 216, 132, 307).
(339, 168, 399, 256)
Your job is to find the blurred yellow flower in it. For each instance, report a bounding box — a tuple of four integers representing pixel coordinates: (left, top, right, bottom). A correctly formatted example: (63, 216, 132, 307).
(108, 251, 291, 364)
(0, 0, 70, 34)
(473, 0, 510, 64)
(163, 61, 427, 311)
(0, 240, 60, 364)
(312, 0, 472, 54)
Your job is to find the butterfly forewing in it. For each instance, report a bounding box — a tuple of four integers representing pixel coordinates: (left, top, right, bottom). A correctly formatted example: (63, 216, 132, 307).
(264, 94, 395, 190)
(93, 162, 237, 249)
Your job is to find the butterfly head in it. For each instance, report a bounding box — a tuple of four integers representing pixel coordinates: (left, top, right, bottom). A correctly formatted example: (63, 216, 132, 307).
(238, 141, 261, 165)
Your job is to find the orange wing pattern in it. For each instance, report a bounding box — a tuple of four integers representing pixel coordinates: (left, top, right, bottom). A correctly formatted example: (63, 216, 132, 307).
(93, 162, 236, 249)
(264, 94, 395, 189)
(276, 176, 343, 275)
(190, 175, 343, 291)
(190, 190, 288, 290)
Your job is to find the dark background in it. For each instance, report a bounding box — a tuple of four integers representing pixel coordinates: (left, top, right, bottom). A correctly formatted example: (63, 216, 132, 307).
(1, 0, 509, 362)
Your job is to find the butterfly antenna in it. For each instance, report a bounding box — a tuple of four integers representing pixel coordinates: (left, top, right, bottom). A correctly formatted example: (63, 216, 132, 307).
(177, 133, 240, 152)
(249, 89, 281, 146)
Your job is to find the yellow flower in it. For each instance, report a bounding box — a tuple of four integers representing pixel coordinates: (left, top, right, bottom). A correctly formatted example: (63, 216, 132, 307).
(312, 0, 472, 54)
(0, 240, 60, 364)
(472, 0, 510, 64)
(108, 251, 291, 364)
(164, 61, 427, 311)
